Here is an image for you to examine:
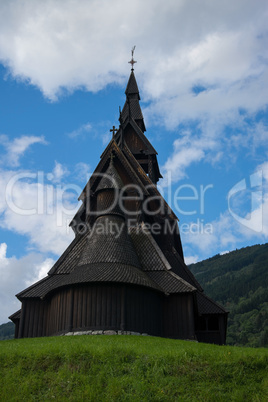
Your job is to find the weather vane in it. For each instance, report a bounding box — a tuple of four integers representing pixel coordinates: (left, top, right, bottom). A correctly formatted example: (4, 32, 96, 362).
(128, 46, 137, 70)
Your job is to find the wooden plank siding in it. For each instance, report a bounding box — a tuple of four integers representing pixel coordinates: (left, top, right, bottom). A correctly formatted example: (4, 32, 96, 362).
(17, 285, 225, 343)
(163, 294, 196, 340)
(124, 127, 145, 154)
(18, 284, 165, 338)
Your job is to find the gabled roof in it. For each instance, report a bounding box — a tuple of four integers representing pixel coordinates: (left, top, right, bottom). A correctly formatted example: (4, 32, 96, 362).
(72, 138, 176, 230)
(79, 139, 149, 202)
(116, 117, 157, 154)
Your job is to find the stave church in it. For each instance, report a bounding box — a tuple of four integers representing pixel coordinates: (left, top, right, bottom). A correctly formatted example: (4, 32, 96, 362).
(10, 55, 228, 344)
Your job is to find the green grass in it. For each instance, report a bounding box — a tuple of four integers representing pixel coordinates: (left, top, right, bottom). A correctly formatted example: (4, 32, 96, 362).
(0, 336, 267, 401)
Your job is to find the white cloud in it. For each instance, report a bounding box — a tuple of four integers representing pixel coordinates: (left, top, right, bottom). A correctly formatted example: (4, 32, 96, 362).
(0, 242, 55, 324)
(0, 166, 79, 255)
(220, 250, 231, 256)
(74, 162, 91, 182)
(184, 255, 199, 265)
(67, 123, 92, 139)
(24, 257, 55, 287)
(101, 132, 111, 145)
(0, 242, 8, 262)
(48, 161, 69, 183)
(0, 0, 267, 179)
(0, 135, 47, 167)
(160, 129, 216, 185)
(0, 0, 266, 109)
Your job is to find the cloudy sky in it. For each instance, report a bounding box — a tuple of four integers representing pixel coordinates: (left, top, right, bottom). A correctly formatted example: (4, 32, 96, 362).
(0, 0, 267, 324)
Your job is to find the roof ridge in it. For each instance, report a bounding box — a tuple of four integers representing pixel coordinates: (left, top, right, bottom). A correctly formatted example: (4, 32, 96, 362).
(166, 270, 196, 292)
(122, 145, 177, 219)
(139, 223, 172, 271)
(170, 248, 203, 291)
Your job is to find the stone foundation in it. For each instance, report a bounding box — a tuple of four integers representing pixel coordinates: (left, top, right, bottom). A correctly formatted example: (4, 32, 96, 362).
(63, 330, 149, 336)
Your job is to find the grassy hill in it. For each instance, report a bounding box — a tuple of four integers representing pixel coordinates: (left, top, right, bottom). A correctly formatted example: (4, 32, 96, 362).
(189, 243, 268, 347)
(0, 335, 267, 401)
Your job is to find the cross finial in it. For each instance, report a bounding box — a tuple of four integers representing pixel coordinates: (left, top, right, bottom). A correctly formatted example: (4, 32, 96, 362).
(128, 46, 137, 70)
(110, 126, 118, 137)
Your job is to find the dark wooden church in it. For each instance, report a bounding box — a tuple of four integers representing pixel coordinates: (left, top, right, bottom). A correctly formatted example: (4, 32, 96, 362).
(10, 60, 228, 344)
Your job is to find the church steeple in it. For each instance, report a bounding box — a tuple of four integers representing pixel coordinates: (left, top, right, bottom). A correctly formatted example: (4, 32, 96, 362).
(114, 50, 162, 184)
(121, 69, 146, 133)
(125, 70, 140, 98)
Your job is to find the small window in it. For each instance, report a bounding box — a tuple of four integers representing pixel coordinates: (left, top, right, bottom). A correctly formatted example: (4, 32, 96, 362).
(197, 317, 206, 331)
(208, 316, 219, 331)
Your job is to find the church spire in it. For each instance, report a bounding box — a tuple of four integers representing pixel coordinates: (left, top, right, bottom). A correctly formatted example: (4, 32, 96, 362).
(121, 48, 145, 132)
(113, 50, 162, 184)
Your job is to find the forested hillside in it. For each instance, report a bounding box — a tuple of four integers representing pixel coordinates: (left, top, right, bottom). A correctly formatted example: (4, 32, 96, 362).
(0, 322, 14, 340)
(189, 243, 268, 347)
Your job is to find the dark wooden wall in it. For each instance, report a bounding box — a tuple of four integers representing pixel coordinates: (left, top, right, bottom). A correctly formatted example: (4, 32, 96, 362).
(125, 286, 162, 335)
(163, 293, 196, 340)
(17, 285, 226, 344)
(124, 127, 145, 154)
(18, 284, 163, 338)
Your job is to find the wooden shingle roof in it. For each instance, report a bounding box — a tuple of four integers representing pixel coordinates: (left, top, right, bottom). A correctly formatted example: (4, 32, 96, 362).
(129, 224, 196, 294)
(18, 219, 197, 300)
(48, 234, 88, 275)
(147, 271, 196, 294)
(17, 263, 162, 300)
(125, 70, 140, 97)
(196, 292, 227, 315)
(95, 157, 124, 193)
(78, 216, 141, 269)
(164, 249, 203, 292)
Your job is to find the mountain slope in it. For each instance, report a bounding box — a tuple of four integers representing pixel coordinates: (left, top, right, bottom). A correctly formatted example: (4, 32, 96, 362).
(189, 243, 268, 347)
(0, 321, 15, 340)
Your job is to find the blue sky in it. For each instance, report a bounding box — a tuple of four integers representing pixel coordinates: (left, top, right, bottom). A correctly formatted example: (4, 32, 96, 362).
(0, 0, 268, 323)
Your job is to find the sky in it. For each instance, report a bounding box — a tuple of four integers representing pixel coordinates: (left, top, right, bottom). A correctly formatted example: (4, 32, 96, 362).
(0, 0, 267, 324)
